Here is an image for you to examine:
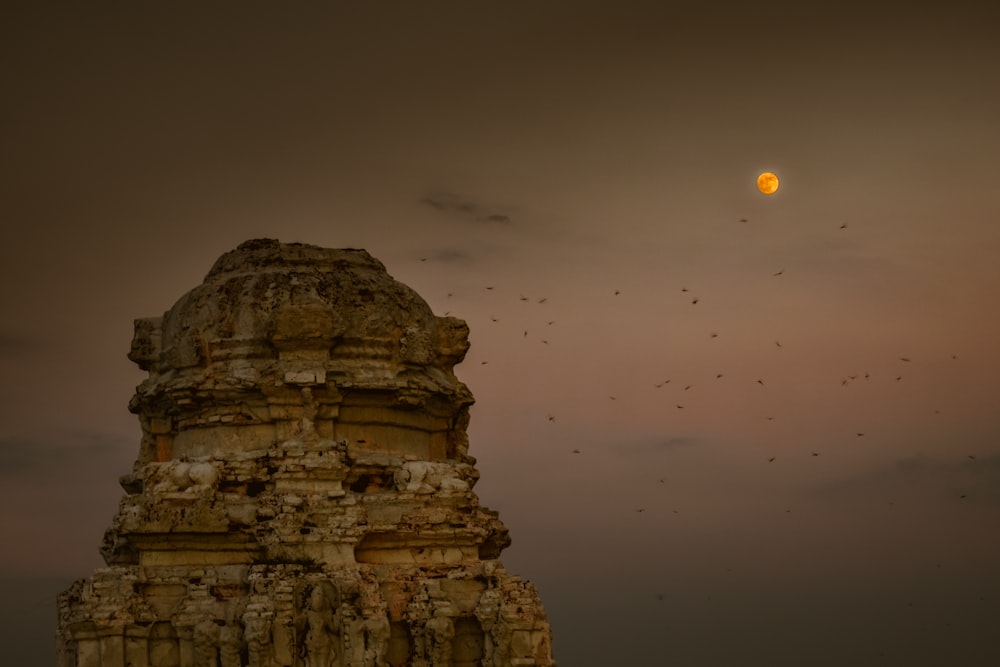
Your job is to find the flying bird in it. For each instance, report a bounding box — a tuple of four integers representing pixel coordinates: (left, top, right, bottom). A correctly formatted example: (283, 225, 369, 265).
(756, 379, 765, 386)
(899, 357, 911, 362)
(691, 297, 699, 304)
(775, 340, 782, 348)
(773, 269, 784, 276)
(547, 415, 555, 422)
(839, 223, 848, 229)
(739, 218, 748, 223)
(768, 457, 776, 462)
(571, 449, 581, 454)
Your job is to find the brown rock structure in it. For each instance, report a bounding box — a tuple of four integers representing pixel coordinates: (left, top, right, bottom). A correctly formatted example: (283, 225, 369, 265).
(57, 239, 554, 667)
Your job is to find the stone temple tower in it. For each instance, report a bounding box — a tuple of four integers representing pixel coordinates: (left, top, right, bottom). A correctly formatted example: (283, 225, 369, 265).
(57, 239, 554, 667)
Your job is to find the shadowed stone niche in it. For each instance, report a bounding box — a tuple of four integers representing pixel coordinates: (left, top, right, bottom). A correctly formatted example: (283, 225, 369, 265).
(57, 239, 555, 666)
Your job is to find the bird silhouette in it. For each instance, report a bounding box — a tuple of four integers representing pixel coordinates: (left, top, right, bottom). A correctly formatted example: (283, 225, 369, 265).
(773, 269, 784, 276)
(691, 297, 699, 304)
(571, 449, 581, 454)
(756, 379, 765, 386)
(839, 223, 848, 229)
(899, 357, 911, 362)
(768, 457, 776, 462)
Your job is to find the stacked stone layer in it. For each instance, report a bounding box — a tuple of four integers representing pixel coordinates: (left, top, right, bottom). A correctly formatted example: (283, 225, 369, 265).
(58, 239, 554, 667)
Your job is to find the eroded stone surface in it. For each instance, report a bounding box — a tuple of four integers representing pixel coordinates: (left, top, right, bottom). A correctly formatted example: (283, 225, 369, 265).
(57, 239, 554, 667)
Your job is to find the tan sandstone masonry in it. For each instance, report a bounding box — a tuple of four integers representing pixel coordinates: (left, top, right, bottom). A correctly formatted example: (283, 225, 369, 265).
(57, 239, 554, 667)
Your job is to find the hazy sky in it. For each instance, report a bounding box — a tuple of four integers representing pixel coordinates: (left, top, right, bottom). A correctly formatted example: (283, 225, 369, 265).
(2, 2, 1000, 665)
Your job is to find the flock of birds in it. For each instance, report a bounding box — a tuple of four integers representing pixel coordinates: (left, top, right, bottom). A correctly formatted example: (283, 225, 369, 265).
(411, 215, 982, 512)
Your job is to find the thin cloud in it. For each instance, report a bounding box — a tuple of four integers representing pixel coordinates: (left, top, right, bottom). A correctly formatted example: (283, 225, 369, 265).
(0, 332, 34, 355)
(419, 191, 512, 223)
(812, 452, 1000, 505)
(612, 435, 700, 454)
(0, 434, 132, 478)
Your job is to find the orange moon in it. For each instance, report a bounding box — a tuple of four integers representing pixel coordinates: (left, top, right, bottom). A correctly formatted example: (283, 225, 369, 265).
(756, 171, 779, 195)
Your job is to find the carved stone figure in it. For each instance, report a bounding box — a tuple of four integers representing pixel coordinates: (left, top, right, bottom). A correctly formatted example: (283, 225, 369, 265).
(363, 614, 390, 667)
(243, 614, 273, 667)
(425, 610, 455, 666)
(301, 586, 339, 667)
(219, 620, 244, 667)
(56, 240, 554, 667)
(193, 619, 221, 667)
